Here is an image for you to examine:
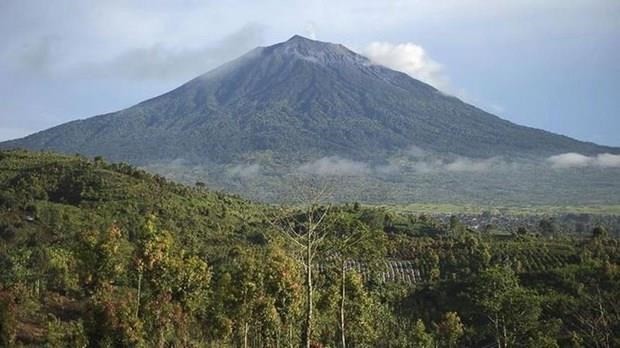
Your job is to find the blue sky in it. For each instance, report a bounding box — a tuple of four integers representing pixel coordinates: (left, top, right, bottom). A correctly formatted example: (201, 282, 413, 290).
(1, 0, 619, 146)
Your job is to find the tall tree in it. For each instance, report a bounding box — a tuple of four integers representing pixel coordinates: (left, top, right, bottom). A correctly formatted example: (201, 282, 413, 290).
(326, 211, 385, 348)
(434, 312, 465, 348)
(411, 319, 435, 348)
(472, 266, 544, 348)
(133, 216, 211, 347)
(270, 175, 334, 348)
(208, 246, 302, 348)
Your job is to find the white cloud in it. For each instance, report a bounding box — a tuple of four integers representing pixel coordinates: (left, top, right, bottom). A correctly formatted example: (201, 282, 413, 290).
(298, 156, 370, 176)
(296, 155, 504, 177)
(375, 163, 400, 175)
(409, 159, 443, 174)
(304, 21, 318, 40)
(408, 157, 504, 173)
(363, 42, 450, 90)
(445, 157, 498, 172)
(597, 153, 620, 168)
(548, 153, 620, 169)
(547, 153, 591, 168)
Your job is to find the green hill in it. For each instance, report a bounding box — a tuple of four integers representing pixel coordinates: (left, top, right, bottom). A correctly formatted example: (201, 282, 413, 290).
(0, 150, 271, 345)
(0, 149, 261, 253)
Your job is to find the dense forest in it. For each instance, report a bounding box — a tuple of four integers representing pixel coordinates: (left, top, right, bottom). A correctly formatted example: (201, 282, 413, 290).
(0, 150, 618, 347)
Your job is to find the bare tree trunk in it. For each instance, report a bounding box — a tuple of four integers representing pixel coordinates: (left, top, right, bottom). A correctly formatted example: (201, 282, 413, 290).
(305, 238, 313, 348)
(289, 324, 293, 348)
(271, 177, 334, 348)
(492, 317, 501, 348)
(502, 316, 508, 348)
(135, 271, 142, 318)
(340, 260, 347, 348)
(244, 321, 249, 348)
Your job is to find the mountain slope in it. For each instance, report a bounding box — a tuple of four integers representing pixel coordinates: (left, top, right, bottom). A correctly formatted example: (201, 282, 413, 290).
(2, 35, 617, 165)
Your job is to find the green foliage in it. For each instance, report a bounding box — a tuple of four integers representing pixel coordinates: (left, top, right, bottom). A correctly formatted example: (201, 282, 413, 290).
(46, 317, 88, 348)
(46, 247, 79, 292)
(207, 245, 303, 347)
(341, 273, 380, 345)
(539, 217, 558, 236)
(592, 225, 608, 239)
(411, 319, 435, 348)
(85, 284, 144, 347)
(0, 150, 619, 347)
(434, 312, 465, 348)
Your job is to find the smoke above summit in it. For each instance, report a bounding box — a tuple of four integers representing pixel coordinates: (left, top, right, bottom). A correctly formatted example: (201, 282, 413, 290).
(363, 42, 450, 91)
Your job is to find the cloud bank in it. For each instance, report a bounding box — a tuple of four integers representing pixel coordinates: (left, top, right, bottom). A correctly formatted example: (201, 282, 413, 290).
(298, 156, 370, 176)
(297, 155, 505, 176)
(445, 157, 499, 172)
(408, 157, 504, 174)
(363, 42, 449, 91)
(548, 153, 620, 169)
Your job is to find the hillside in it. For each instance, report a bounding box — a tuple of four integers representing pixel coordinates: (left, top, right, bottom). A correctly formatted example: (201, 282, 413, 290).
(0, 150, 618, 347)
(0, 149, 273, 345)
(0, 150, 264, 257)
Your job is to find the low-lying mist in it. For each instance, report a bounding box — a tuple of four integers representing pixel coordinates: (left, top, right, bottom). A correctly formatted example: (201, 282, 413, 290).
(547, 153, 620, 169)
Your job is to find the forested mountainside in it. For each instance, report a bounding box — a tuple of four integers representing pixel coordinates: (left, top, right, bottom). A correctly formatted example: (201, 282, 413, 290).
(2, 35, 617, 164)
(3, 36, 619, 206)
(1, 150, 618, 347)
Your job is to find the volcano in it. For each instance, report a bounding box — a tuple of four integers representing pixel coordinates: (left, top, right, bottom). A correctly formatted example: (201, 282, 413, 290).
(2, 35, 619, 204)
(2, 35, 616, 163)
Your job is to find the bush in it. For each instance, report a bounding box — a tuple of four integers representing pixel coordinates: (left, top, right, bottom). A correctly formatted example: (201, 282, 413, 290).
(46, 317, 88, 348)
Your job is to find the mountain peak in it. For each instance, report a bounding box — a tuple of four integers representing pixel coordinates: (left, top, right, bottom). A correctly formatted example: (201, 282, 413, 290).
(278, 34, 332, 50)
(287, 34, 313, 42)
(267, 35, 367, 66)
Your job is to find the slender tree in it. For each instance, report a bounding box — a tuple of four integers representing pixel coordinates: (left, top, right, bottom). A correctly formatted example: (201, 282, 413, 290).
(326, 212, 385, 348)
(473, 266, 543, 348)
(269, 175, 334, 348)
